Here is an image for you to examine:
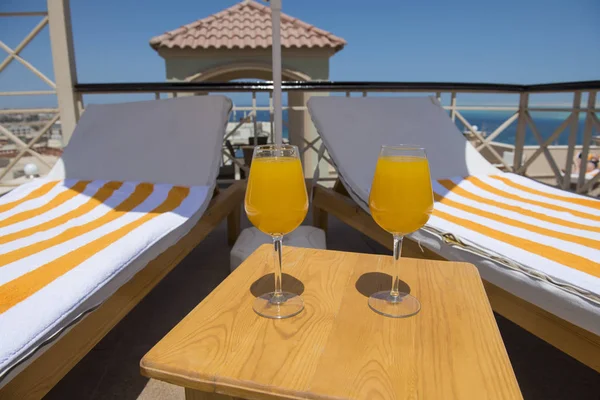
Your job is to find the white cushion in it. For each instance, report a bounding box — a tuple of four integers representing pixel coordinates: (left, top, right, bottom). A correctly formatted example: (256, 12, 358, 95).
(48, 96, 232, 187)
(307, 96, 499, 211)
(230, 226, 326, 271)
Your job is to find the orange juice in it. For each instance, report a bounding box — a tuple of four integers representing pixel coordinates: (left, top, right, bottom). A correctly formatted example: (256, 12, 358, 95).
(369, 155, 434, 235)
(245, 157, 308, 235)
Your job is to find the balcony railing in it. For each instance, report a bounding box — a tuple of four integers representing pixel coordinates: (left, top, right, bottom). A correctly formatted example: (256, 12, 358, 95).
(1, 80, 599, 195)
(0, 10, 62, 190)
(74, 81, 600, 194)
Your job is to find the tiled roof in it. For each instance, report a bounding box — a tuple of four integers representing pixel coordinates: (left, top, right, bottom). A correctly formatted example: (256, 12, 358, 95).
(149, 0, 346, 52)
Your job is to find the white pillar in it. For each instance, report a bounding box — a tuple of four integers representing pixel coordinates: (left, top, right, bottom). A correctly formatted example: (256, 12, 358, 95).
(48, 0, 79, 145)
(513, 93, 529, 172)
(288, 91, 305, 160)
(289, 91, 328, 178)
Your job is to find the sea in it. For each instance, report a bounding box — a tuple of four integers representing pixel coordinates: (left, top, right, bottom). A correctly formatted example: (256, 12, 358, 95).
(229, 109, 593, 146)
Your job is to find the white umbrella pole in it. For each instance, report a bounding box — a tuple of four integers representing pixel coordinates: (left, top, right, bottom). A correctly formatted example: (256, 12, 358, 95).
(270, 0, 283, 145)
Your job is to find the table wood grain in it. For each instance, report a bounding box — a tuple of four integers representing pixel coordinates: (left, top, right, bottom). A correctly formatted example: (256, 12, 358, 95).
(141, 245, 522, 400)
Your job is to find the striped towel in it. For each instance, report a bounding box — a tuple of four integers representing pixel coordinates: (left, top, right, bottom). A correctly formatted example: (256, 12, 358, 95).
(430, 173, 600, 298)
(0, 179, 209, 373)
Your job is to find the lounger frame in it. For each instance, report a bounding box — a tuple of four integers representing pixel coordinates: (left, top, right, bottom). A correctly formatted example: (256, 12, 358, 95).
(0, 181, 245, 400)
(312, 180, 600, 372)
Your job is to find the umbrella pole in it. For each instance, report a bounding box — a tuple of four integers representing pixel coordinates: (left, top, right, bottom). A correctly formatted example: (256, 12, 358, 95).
(270, 0, 283, 145)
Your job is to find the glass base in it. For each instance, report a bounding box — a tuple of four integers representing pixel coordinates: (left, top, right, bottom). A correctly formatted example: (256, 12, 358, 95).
(368, 291, 421, 318)
(253, 292, 304, 319)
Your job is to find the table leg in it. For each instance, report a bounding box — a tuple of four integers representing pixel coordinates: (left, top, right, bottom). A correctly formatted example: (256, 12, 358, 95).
(185, 387, 241, 400)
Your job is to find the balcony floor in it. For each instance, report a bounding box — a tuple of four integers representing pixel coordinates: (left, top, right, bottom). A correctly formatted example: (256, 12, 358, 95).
(45, 211, 600, 400)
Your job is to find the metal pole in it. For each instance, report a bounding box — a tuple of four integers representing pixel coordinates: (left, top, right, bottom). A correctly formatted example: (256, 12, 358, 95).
(270, 0, 283, 145)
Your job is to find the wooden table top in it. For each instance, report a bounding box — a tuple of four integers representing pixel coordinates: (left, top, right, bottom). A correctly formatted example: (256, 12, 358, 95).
(141, 245, 522, 400)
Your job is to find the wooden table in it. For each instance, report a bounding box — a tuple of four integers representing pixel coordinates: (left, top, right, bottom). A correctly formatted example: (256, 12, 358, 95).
(141, 245, 522, 400)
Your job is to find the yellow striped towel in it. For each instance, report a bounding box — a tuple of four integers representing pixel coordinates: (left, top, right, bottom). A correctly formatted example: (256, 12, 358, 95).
(0, 179, 209, 372)
(431, 173, 600, 297)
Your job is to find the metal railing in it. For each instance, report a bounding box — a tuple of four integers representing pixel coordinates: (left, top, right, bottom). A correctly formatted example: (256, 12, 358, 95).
(2, 80, 599, 194)
(74, 81, 600, 194)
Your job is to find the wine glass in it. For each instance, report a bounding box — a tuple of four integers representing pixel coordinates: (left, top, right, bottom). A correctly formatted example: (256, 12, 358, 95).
(368, 145, 434, 318)
(245, 144, 309, 319)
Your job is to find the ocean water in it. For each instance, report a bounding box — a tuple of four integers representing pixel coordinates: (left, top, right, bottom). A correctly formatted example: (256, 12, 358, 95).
(230, 109, 595, 146)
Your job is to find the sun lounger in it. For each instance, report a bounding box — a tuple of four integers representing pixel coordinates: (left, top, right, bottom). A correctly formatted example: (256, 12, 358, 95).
(308, 96, 600, 372)
(0, 96, 245, 399)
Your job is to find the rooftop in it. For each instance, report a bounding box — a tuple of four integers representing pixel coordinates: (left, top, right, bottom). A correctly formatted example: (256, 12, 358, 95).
(149, 0, 346, 52)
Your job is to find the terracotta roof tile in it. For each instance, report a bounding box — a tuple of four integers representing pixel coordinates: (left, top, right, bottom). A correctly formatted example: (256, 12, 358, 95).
(149, 0, 346, 52)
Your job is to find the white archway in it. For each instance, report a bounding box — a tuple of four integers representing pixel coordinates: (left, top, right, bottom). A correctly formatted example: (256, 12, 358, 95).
(184, 62, 312, 83)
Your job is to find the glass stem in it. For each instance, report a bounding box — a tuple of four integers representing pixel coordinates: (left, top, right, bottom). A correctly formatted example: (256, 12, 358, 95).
(272, 235, 284, 301)
(391, 234, 403, 299)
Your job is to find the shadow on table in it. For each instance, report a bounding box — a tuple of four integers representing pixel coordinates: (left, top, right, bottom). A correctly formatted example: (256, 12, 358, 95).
(355, 272, 411, 297)
(250, 273, 305, 297)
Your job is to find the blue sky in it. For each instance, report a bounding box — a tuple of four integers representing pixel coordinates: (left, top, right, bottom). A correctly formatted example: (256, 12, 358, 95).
(1, 0, 598, 108)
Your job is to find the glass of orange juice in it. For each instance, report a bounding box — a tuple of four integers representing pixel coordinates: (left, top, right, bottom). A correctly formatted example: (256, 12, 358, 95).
(245, 144, 308, 319)
(368, 145, 434, 318)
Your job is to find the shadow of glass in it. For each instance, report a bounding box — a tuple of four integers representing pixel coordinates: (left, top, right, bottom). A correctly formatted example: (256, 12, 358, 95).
(355, 272, 411, 298)
(250, 273, 305, 297)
